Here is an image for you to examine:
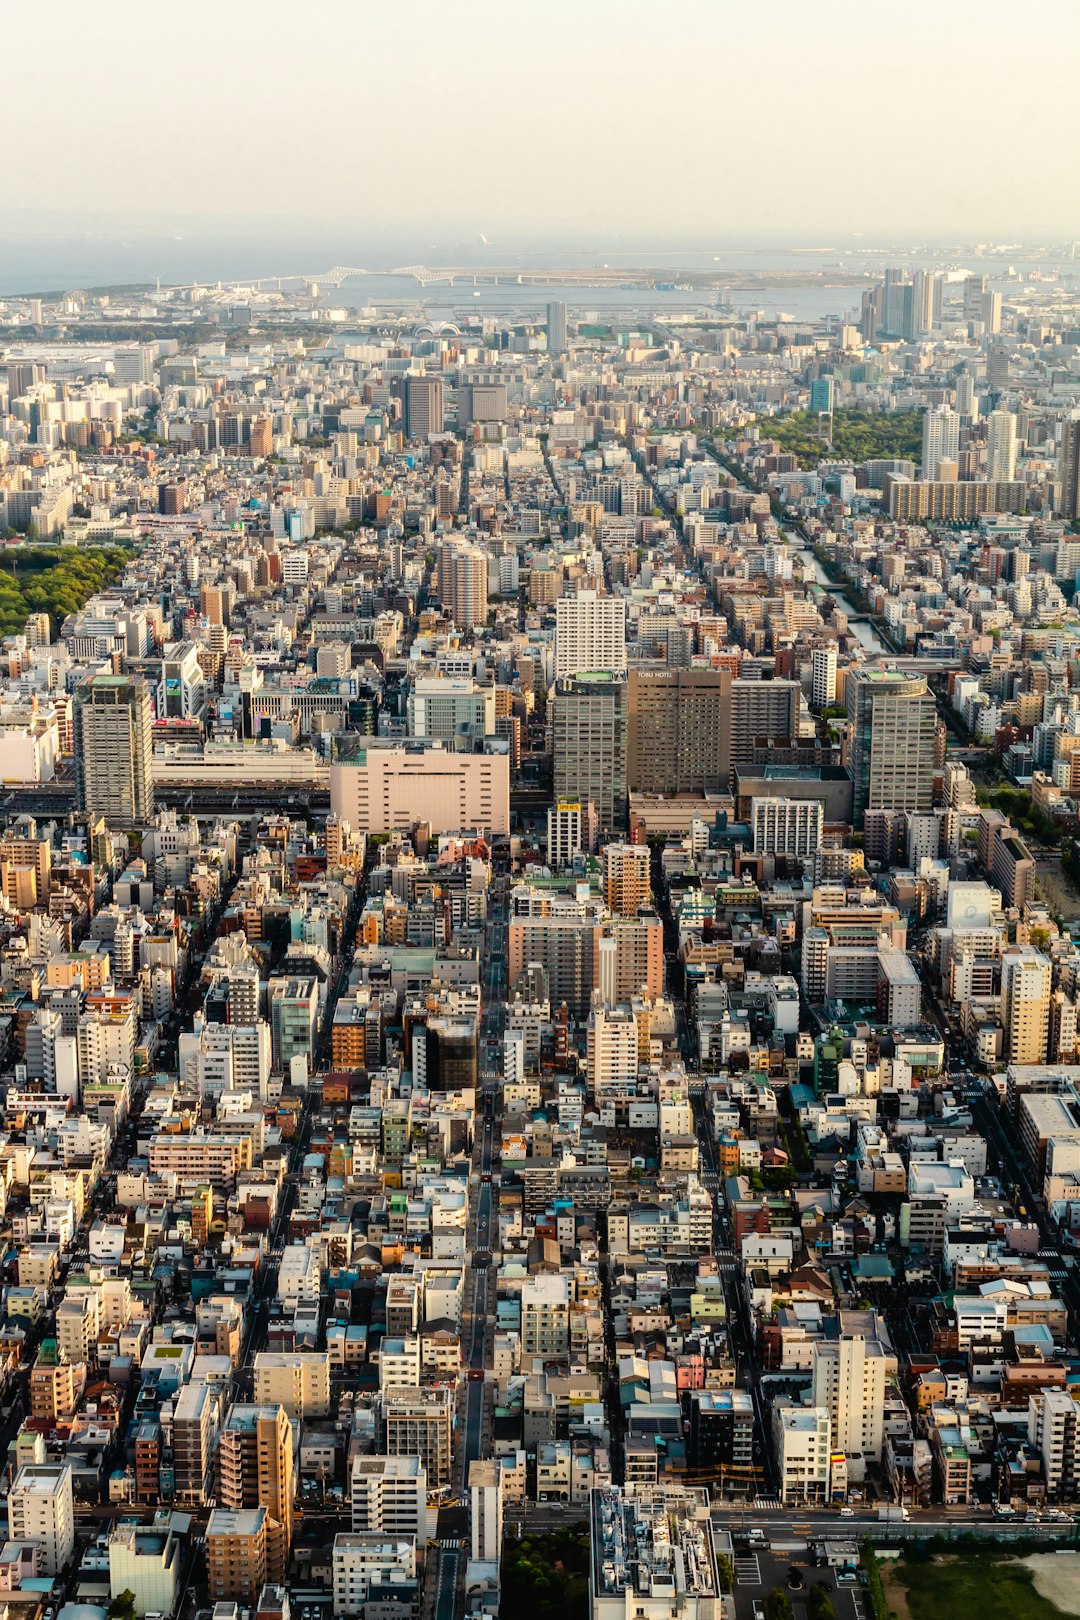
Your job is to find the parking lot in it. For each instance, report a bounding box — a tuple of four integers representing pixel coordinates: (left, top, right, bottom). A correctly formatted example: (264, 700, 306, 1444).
(726, 1537, 867, 1620)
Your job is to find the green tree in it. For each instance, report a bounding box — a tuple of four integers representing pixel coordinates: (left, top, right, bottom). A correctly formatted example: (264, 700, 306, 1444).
(766, 1589, 795, 1620)
(809, 1583, 836, 1620)
(716, 1555, 734, 1594)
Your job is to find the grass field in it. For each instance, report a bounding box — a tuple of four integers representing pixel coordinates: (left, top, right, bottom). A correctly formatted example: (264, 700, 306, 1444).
(884, 1553, 1077, 1620)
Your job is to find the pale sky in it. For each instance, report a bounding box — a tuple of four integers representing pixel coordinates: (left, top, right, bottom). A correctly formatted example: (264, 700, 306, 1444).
(7, 0, 1080, 245)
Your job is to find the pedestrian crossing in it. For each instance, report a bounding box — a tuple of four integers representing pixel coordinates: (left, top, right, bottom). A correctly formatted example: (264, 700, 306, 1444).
(753, 1496, 782, 1509)
(735, 1554, 762, 1586)
(436, 1538, 464, 1549)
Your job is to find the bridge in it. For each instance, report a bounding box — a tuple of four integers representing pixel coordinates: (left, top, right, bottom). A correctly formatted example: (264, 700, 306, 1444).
(316, 265, 456, 289)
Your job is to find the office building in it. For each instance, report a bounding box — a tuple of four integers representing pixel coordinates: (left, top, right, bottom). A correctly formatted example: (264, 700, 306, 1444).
(751, 797, 823, 858)
(1059, 413, 1080, 520)
(404, 375, 444, 438)
(590, 1486, 719, 1620)
(73, 673, 154, 826)
(267, 977, 318, 1072)
(9, 1464, 75, 1575)
(555, 590, 626, 679)
(920, 404, 960, 480)
(408, 676, 494, 743)
(216, 1404, 295, 1584)
(987, 410, 1017, 482)
(552, 673, 628, 835)
(547, 800, 594, 866)
(351, 1455, 428, 1540)
(547, 301, 568, 356)
(627, 667, 732, 794)
(437, 541, 489, 628)
(845, 669, 936, 827)
(687, 1390, 755, 1486)
(1001, 947, 1051, 1066)
(330, 743, 509, 836)
(811, 645, 838, 709)
(811, 1317, 889, 1461)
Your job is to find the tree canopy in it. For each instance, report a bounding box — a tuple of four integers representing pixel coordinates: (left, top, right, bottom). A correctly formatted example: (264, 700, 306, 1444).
(0, 544, 131, 639)
(763, 408, 924, 469)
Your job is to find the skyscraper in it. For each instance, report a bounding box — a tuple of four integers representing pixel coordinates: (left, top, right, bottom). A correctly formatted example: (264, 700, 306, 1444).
(987, 409, 1017, 483)
(554, 590, 627, 679)
(546, 301, 568, 356)
(626, 667, 732, 793)
(1059, 413, 1080, 520)
(920, 404, 960, 479)
(72, 673, 154, 826)
(845, 669, 936, 827)
(404, 375, 444, 439)
(437, 541, 489, 627)
(552, 672, 628, 834)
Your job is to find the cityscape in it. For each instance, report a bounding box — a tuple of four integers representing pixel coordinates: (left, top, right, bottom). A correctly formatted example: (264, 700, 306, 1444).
(5, 8, 1080, 1620)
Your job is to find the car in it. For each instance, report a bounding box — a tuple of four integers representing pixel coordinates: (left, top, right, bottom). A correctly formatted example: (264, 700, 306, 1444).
(839, 1507, 855, 1518)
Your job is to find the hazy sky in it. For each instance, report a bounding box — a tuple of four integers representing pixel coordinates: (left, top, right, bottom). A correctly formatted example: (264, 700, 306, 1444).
(7, 0, 1080, 246)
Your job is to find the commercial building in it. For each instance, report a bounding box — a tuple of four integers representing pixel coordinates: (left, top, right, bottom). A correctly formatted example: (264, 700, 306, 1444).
(404, 375, 444, 439)
(552, 673, 627, 835)
(330, 743, 509, 837)
(773, 1406, 831, 1505)
(846, 669, 936, 827)
(589, 1485, 719, 1620)
(730, 679, 800, 772)
(73, 672, 154, 826)
(547, 301, 568, 356)
(626, 667, 732, 794)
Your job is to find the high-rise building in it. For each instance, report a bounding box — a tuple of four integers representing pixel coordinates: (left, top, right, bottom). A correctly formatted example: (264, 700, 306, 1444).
(72, 673, 154, 826)
(955, 372, 977, 421)
(1029, 1388, 1079, 1501)
(1001, 946, 1051, 1066)
(547, 800, 593, 866)
(404, 375, 444, 438)
(170, 1380, 218, 1508)
(554, 590, 626, 679)
(437, 541, 489, 627)
(552, 673, 628, 834)
(205, 1508, 269, 1603)
(729, 679, 800, 773)
(750, 797, 823, 858)
(987, 409, 1017, 482)
(811, 645, 838, 710)
(920, 404, 960, 479)
(1059, 413, 1080, 521)
(810, 1316, 889, 1460)
(627, 667, 732, 794)
(216, 1403, 294, 1584)
(602, 843, 651, 916)
(351, 1455, 428, 1540)
(845, 670, 936, 827)
(546, 301, 568, 356)
(773, 1407, 831, 1505)
(381, 1387, 453, 1489)
(8, 1463, 75, 1574)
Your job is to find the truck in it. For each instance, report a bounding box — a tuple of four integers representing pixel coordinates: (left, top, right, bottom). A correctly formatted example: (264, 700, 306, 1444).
(877, 1505, 910, 1522)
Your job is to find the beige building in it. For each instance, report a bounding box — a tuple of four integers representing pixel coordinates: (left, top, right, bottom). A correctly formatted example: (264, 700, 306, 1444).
(329, 745, 509, 836)
(252, 1351, 330, 1419)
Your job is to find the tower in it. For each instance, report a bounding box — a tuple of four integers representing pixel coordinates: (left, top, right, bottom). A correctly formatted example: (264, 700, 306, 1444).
(215, 1403, 294, 1584)
(846, 669, 936, 828)
(920, 404, 960, 480)
(404, 375, 444, 439)
(72, 673, 154, 827)
(546, 301, 568, 356)
(987, 410, 1017, 483)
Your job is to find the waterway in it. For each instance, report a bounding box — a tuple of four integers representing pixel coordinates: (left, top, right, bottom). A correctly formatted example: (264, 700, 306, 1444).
(796, 544, 890, 656)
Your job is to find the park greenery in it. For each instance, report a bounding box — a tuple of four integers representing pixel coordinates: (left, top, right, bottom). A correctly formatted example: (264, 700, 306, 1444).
(502, 1525, 590, 1620)
(765, 408, 924, 469)
(0, 544, 131, 638)
(883, 1549, 1075, 1620)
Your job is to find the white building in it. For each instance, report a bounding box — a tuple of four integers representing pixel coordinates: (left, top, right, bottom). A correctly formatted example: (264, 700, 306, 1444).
(554, 591, 626, 679)
(773, 1406, 831, 1505)
(751, 797, 823, 858)
(9, 1463, 75, 1574)
(350, 1455, 428, 1540)
(811, 645, 838, 709)
(1029, 1387, 1079, 1500)
(108, 1522, 180, 1617)
(331, 1533, 416, 1617)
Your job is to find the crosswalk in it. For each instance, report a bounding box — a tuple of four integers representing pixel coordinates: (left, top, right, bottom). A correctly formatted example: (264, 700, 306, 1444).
(436, 1538, 465, 1549)
(753, 1496, 782, 1509)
